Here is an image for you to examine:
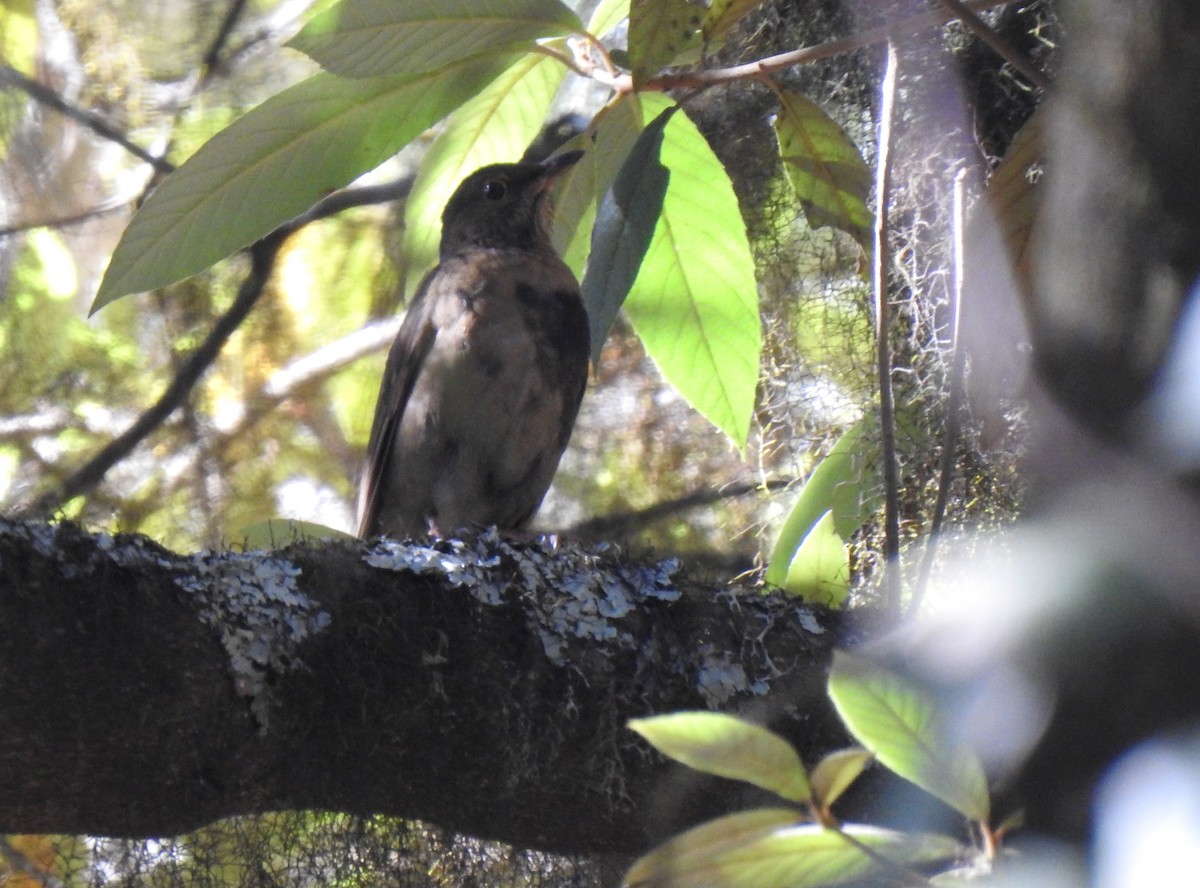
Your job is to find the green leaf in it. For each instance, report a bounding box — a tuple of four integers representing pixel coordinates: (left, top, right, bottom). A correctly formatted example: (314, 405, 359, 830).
(624, 93, 761, 449)
(626, 817, 964, 888)
(765, 417, 877, 588)
(810, 747, 873, 810)
(630, 712, 811, 804)
(586, 0, 629, 38)
(781, 511, 850, 607)
(773, 88, 873, 250)
(828, 651, 991, 823)
(288, 0, 583, 78)
(240, 519, 357, 550)
(400, 52, 567, 291)
(702, 0, 768, 42)
(93, 57, 510, 311)
(582, 106, 674, 365)
(628, 0, 704, 86)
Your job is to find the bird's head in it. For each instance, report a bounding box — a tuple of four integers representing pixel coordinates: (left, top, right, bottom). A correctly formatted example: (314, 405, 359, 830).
(439, 150, 583, 258)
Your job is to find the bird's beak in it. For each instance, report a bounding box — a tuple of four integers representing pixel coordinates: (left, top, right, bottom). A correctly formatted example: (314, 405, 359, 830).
(538, 150, 584, 188)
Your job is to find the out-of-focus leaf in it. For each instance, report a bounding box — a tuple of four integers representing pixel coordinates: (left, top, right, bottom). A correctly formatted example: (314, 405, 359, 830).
(781, 511, 850, 607)
(630, 712, 811, 804)
(582, 106, 674, 365)
(586, 0, 629, 38)
(828, 651, 991, 823)
(288, 0, 582, 77)
(628, 0, 703, 85)
(241, 519, 357, 550)
(626, 818, 964, 888)
(702, 0, 767, 42)
(810, 747, 873, 810)
(0, 0, 38, 78)
(773, 88, 873, 250)
(401, 52, 566, 290)
(623, 93, 760, 449)
(765, 417, 877, 588)
(93, 56, 510, 311)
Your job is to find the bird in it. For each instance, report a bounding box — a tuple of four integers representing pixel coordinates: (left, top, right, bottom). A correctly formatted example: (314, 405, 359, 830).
(356, 150, 590, 540)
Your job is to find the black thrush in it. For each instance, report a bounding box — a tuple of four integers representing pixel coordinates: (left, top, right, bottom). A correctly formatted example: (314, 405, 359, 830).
(356, 151, 589, 539)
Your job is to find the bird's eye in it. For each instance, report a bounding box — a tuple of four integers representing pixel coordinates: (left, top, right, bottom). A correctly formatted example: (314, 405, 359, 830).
(482, 180, 507, 201)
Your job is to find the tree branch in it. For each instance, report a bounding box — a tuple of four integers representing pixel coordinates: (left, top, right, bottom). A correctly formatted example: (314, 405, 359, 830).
(0, 519, 843, 853)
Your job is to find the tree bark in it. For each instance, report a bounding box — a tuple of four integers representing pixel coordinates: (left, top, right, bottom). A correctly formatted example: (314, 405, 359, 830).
(0, 518, 843, 854)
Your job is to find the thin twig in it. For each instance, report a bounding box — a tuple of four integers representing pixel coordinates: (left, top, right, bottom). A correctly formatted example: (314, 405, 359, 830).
(910, 169, 970, 618)
(201, 0, 251, 79)
(567, 479, 795, 540)
(874, 42, 903, 617)
(571, 0, 1016, 92)
(0, 65, 174, 174)
(936, 0, 1051, 91)
(0, 198, 135, 237)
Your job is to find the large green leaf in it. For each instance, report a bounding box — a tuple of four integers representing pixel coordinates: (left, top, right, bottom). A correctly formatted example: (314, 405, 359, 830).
(828, 651, 991, 823)
(586, 0, 629, 38)
(624, 93, 761, 449)
(765, 417, 878, 589)
(628, 0, 703, 86)
(581, 106, 674, 365)
(288, 0, 582, 77)
(400, 52, 566, 291)
(630, 712, 811, 804)
(94, 57, 510, 311)
(625, 816, 964, 888)
(773, 88, 873, 250)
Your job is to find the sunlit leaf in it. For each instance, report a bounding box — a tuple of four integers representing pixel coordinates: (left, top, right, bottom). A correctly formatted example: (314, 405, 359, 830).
(628, 0, 703, 86)
(765, 417, 877, 588)
(586, 0, 629, 38)
(828, 651, 991, 822)
(94, 56, 510, 311)
(810, 747, 873, 810)
(401, 52, 567, 290)
(0, 0, 38, 78)
(626, 817, 964, 888)
(630, 712, 811, 804)
(624, 93, 761, 449)
(702, 0, 768, 42)
(241, 519, 357, 550)
(582, 106, 674, 365)
(773, 88, 873, 250)
(781, 511, 850, 607)
(288, 0, 583, 77)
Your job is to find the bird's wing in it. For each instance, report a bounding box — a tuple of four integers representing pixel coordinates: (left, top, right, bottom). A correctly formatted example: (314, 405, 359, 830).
(355, 271, 440, 538)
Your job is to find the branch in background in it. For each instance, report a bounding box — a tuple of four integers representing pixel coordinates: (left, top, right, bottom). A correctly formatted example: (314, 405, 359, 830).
(0, 65, 174, 174)
(874, 42, 903, 617)
(15, 176, 414, 519)
(935, 0, 1051, 91)
(567, 478, 795, 541)
(201, 0, 250, 79)
(0, 837, 64, 888)
(910, 169, 970, 618)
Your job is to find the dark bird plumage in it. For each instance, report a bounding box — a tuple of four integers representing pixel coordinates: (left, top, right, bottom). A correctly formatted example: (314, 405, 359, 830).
(356, 151, 589, 539)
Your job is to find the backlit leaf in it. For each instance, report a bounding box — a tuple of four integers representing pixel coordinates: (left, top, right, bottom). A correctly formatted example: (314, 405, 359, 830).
(810, 747, 873, 810)
(773, 88, 873, 250)
(781, 511, 850, 607)
(628, 0, 703, 86)
(828, 651, 991, 822)
(626, 818, 963, 888)
(289, 0, 583, 77)
(623, 93, 760, 449)
(630, 712, 811, 804)
(586, 0, 629, 38)
(94, 57, 510, 311)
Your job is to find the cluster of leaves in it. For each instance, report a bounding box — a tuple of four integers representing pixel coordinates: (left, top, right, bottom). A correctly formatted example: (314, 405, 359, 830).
(94, 0, 878, 458)
(626, 651, 1003, 887)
